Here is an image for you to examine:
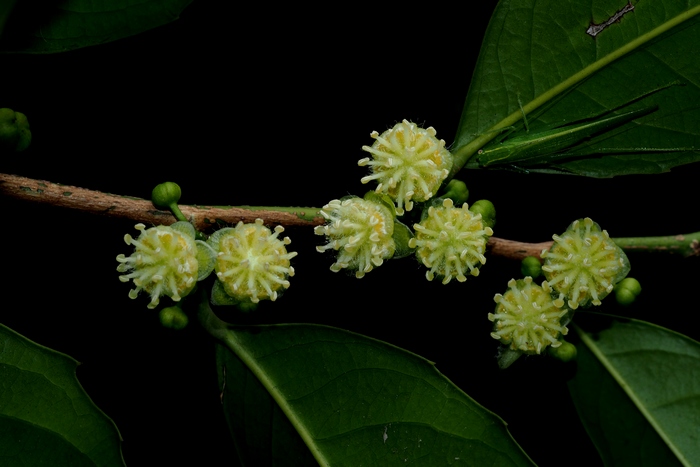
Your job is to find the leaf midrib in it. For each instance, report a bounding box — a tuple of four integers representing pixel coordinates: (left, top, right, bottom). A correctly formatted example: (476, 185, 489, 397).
(574, 324, 692, 467)
(452, 5, 700, 171)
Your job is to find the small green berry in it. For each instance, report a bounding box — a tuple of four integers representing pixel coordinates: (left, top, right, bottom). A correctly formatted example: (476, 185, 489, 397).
(151, 182, 182, 209)
(521, 256, 542, 279)
(548, 341, 577, 362)
(159, 306, 189, 330)
(469, 199, 496, 229)
(358, 120, 453, 215)
(440, 179, 469, 205)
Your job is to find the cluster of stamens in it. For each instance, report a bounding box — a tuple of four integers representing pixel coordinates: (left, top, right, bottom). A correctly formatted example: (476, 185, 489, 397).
(209, 219, 297, 303)
(541, 218, 630, 309)
(117, 224, 198, 309)
(489, 277, 569, 355)
(408, 199, 493, 284)
(314, 197, 395, 278)
(358, 120, 453, 215)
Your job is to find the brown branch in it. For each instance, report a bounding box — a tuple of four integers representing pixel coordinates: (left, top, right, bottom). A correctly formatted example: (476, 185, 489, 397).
(0, 173, 324, 230)
(2, 173, 696, 260)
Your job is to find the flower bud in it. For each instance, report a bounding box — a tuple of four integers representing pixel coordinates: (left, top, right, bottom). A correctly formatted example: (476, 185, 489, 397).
(151, 182, 182, 209)
(489, 277, 570, 355)
(614, 277, 642, 306)
(468, 199, 496, 230)
(548, 340, 577, 362)
(208, 219, 297, 305)
(541, 218, 630, 309)
(0, 108, 31, 152)
(358, 120, 453, 215)
(159, 306, 189, 330)
(315, 196, 395, 278)
(408, 198, 493, 284)
(440, 179, 469, 206)
(520, 256, 542, 279)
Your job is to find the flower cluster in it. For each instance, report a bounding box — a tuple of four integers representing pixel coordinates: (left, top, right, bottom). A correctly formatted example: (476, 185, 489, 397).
(541, 217, 630, 309)
(409, 198, 493, 284)
(314, 197, 395, 278)
(488, 277, 569, 355)
(358, 120, 453, 215)
(117, 222, 214, 309)
(208, 219, 297, 304)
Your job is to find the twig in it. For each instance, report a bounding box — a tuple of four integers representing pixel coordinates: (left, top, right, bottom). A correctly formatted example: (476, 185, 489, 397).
(2, 172, 699, 260)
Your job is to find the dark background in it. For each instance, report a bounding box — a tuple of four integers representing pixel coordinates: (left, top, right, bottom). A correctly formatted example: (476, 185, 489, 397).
(2, 2, 699, 465)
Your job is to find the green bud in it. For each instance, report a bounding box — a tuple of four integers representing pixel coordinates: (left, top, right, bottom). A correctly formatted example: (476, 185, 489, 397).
(440, 179, 469, 205)
(159, 306, 189, 330)
(614, 277, 641, 306)
(469, 199, 496, 229)
(151, 182, 182, 209)
(0, 108, 31, 152)
(548, 341, 577, 362)
(520, 256, 542, 279)
(615, 288, 636, 306)
(617, 277, 642, 295)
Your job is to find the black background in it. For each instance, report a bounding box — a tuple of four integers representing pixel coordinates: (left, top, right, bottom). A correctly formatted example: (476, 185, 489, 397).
(2, 1, 699, 465)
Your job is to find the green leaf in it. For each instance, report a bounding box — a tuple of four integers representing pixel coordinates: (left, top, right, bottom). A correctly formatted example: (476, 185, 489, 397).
(0, 0, 192, 54)
(569, 313, 700, 466)
(0, 323, 125, 466)
(454, 0, 700, 178)
(205, 312, 534, 466)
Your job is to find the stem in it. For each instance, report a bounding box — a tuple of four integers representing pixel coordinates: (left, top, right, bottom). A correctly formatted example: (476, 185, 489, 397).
(2, 172, 699, 259)
(0, 172, 323, 229)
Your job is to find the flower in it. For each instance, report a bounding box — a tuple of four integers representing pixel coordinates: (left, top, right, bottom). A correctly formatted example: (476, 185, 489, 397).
(408, 198, 493, 284)
(117, 223, 202, 309)
(488, 277, 570, 355)
(314, 197, 395, 278)
(208, 219, 297, 304)
(541, 217, 630, 309)
(358, 120, 453, 215)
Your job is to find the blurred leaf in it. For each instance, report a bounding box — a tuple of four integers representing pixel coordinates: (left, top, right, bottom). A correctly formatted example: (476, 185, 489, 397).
(214, 322, 534, 466)
(0, 323, 125, 466)
(455, 0, 700, 178)
(569, 313, 700, 466)
(0, 0, 192, 53)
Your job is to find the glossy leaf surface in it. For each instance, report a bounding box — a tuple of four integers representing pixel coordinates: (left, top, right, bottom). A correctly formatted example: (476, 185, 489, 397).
(214, 322, 534, 466)
(570, 314, 700, 466)
(0, 0, 192, 53)
(455, 0, 700, 177)
(0, 323, 125, 466)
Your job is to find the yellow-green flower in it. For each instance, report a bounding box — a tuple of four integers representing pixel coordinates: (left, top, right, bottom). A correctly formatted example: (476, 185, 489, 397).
(314, 197, 395, 278)
(489, 277, 569, 355)
(541, 217, 630, 309)
(117, 222, 213, 309)
(358, 120, 453, 215)
(208, 219, 297, 304)
(409, 199, 493, 284)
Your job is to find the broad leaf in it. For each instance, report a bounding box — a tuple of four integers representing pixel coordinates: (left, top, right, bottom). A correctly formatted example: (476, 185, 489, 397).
(202, 305, 534, 466)
(454, 0, 700, 178)
(0, 0, 192, 53)
(569, 314, 700, 466)
(0, 323, 125, 466)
